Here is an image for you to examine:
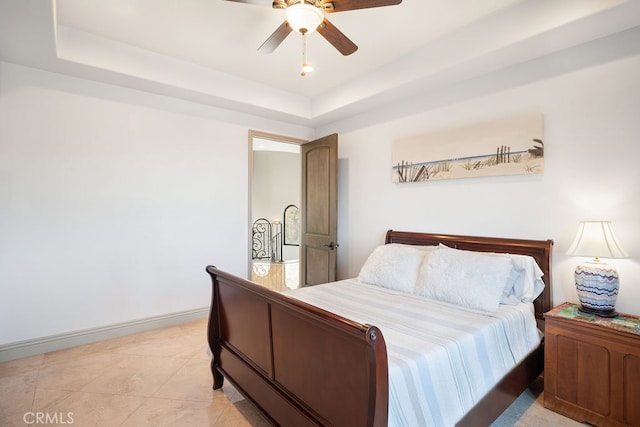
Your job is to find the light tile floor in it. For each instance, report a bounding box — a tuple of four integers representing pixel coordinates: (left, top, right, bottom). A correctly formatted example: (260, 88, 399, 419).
(1, 318, 584, 426)
(0, 319, 270, 426)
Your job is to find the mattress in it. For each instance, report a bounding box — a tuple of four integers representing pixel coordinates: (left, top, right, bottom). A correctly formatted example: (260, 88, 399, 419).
(284, 279, 541, 426)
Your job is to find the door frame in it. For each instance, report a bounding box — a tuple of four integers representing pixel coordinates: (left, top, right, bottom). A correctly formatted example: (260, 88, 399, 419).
(248, 130, 307, 278)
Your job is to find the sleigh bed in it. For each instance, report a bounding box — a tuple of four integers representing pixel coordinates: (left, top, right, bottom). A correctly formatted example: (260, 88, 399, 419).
(206, 230, 553, 426)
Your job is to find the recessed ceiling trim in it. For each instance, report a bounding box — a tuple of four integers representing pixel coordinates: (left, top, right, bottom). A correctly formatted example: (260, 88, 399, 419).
(55, 25, 315, 120)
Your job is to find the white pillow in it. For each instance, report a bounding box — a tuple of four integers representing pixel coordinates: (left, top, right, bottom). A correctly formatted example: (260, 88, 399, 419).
(499, 253, 545, 303)
(416, 246, 514, 311)
(437, 244, 545, 305)
(500, 266, 524, 305)
(356, 244, 428, 293)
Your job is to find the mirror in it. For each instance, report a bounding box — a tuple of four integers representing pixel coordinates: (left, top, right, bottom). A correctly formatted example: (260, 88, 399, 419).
(283, 204, 300, 246)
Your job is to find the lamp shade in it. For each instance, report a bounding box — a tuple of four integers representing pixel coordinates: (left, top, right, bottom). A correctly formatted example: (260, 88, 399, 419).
(567, 221, 628, 259)
(286, 2, 324, 34)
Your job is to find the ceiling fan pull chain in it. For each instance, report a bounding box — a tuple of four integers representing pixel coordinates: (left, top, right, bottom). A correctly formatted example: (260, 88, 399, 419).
(301, 31, 314, 76)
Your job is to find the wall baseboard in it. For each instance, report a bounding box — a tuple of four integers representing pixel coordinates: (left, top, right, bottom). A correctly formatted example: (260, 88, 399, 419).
(0, 307, 209, 362)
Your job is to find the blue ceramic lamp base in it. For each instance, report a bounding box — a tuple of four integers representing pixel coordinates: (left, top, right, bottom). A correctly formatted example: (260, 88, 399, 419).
(575, 260, 619, 318)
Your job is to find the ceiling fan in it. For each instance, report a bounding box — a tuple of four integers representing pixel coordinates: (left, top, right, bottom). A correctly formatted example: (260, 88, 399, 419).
(225, 0, 403, 56)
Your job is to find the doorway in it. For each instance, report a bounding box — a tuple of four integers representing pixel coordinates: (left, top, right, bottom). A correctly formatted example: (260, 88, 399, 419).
(249, 131, 304, 290)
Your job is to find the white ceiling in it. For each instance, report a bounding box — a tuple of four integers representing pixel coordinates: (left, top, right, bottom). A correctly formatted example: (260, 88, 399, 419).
(1, 0, 639, 128)
(54, 0, 523, 97)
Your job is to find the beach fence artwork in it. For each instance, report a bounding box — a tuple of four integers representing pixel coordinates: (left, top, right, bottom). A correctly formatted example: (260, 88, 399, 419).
(392, 114, 544, 183)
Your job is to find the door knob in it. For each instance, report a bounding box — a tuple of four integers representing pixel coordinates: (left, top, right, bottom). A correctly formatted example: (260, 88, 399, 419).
(324, 242, 340, 250)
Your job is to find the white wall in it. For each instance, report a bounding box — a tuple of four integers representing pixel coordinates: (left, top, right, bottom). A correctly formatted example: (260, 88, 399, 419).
(0, 62, 310, 345)
(337, 54, 640, 316)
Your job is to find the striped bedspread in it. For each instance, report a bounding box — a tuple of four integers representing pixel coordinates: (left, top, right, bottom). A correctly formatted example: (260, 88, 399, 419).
(284, 279, 541, 427)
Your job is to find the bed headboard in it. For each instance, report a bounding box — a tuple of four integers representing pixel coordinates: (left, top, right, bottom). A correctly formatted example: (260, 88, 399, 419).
(385, 230, 554, 321)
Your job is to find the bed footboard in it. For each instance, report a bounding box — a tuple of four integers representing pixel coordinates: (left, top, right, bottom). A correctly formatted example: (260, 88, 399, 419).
(206, 266, 388, 426)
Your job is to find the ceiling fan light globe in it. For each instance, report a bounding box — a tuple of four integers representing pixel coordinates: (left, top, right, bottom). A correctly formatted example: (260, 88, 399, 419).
(302, 63, 314, 73)
(286, 3, 324, 34)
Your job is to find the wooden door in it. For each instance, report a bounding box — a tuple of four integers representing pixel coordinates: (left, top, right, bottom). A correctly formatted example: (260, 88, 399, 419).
(300, 134, 338, 286)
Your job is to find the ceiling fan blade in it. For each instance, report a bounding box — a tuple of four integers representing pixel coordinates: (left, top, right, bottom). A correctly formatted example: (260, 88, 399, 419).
(321, 0, 401, 12)
(258, 21, 293, 53)
(317, 18, 357, 56)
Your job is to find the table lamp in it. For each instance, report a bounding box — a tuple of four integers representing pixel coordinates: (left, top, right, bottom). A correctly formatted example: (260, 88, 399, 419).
(567, 221, 628, 317)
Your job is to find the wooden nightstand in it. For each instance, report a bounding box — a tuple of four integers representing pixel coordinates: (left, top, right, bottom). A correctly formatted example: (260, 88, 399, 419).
(544, 302, 640, 426)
